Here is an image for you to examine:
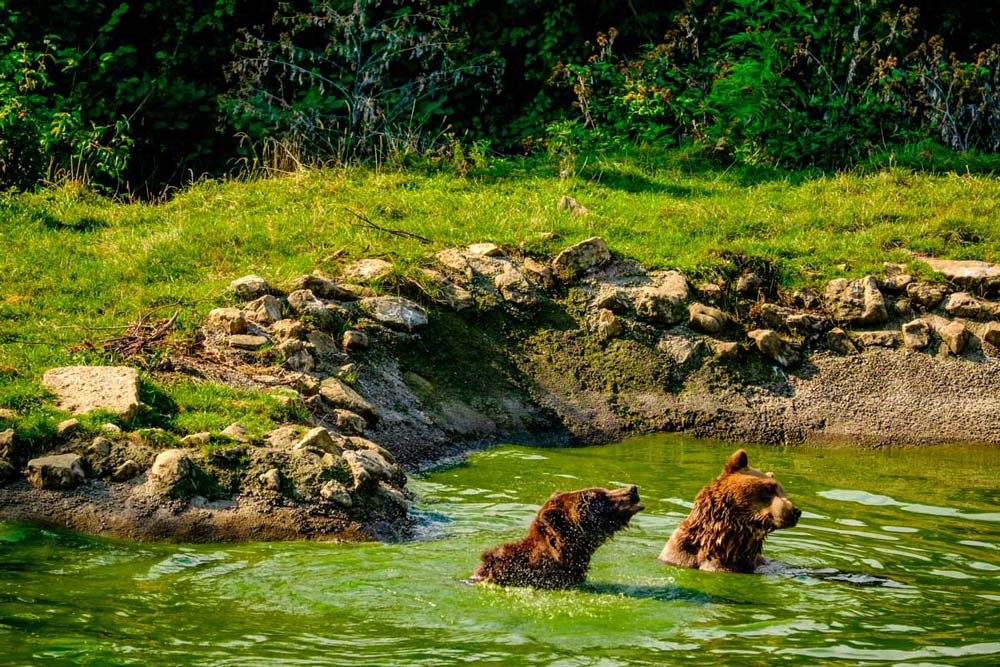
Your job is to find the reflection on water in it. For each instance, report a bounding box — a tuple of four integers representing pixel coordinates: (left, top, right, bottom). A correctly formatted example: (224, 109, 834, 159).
(1, 435, 999, 666)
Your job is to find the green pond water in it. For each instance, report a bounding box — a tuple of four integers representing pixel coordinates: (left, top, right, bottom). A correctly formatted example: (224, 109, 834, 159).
(2, 435, 1000, 666)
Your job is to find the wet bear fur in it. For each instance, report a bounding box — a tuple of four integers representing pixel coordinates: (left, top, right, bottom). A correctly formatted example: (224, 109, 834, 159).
(471, 486, 644, 589)
(658, 449, 800, 573)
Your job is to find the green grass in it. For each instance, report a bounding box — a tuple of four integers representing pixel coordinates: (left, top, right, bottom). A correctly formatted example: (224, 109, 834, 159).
(1, 151, 999, 441)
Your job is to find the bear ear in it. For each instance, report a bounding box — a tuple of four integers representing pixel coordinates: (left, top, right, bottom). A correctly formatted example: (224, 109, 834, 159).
(723, 449, 749, 475)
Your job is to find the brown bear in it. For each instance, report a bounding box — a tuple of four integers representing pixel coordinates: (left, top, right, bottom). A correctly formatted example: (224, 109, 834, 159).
(658, 449, 800, 573)
(470, 485, 644, 589)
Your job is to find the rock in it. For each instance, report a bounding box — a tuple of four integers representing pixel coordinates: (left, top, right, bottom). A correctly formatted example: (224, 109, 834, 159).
(522, 258, 556, 290)
(792, 288, 822, 310)
(342, 448, 397, 492)
(893, 298, 913, 318)
(341, 330, 369, 352)
(180, 432, 211, 447)
(0, 408, 15, 420)
(747, 329, 799, 368)
(147, 449, 198, 498)
(101, 423, 122, 435)
(0, 460, 19, 485)
(785, 313, 828, 336)
(824, 276, 888, 325)
(56, 418, 81, 438)
(418, 268, 477, 311)
(264, 426, 303, 449)
(319, 378, 379, 424)
(558, 195, 589, 215)
(467, 243, 502, 257)
(342, 258, 393, 282)
(493, 266, 538, 307)
(435, 248, 474, 279)
(89, 436, 112, 458)
(635, 272, 689, 325)
(320, 480, 353, 506)
(879, 274, 913, 292)
(983, 322, 1000, 346)
(921, 257, 1000, 292)
(228, 334, 269, 350)
(229, 275, 270, 301)
(825, 327, 858, 355)
(902, 319, 932, 349)
(271, 319, 306, 342)
(940, 321, 970, 355)
(305, 331, 343, 361)
(26, 454, 85, 490)
(758, 303, 793, 330)
(944, 292, 989, 320)
(289, 274, 358, 301)
(551, 237, 610, 280)
(332, 409, 367, 435)
(710, 340, 740, 360)
(657, 336, 699, 366)
(278, 339, 314, 372)
(379, 481, 408, 510)
(245, 295, 283, 325)
(736, 273, 761, 296)
(854, 330, 900, 348)
(688, 303, 727, 334)
(259, 468, 282, 491)
(294, 426, 344, 454)
(697, 283, 724, 303)
(906, 282, 948, 311)
(359, 296, 428, 331)
(0, 429, 14, 459)
(221, 422, 250, 442)
(287, 289, 337, 330)
(207, 307, 249, 335)
(594, 309, 623, 340)
(112, 460, 140, 482)
(42, 366, 141, 419)
(595, 286, 630, 314)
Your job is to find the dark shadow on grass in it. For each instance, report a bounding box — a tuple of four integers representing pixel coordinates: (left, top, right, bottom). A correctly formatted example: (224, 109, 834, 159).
(38, 213, 109, 233)
(133, 380, 179, 430)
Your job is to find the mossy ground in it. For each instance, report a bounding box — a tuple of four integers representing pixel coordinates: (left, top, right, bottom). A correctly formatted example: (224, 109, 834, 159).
(2, 151, 999, 443)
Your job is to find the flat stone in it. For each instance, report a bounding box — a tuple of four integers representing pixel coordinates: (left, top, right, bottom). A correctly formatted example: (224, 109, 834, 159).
(468, 243, 502, 257)
(180, 432, 211, 446)
(824, 276, 888, 325)
(493, 266, 538, 307)
(657, 336, 699, 366)
(228, 334, 269, 350)
(207, 307, 249, 335)
(879, 274, 913, 292)
(111, 460, 140, 482)
(902, 319, 932, 349)
(271, 319, 306, 341)
(944, 292, 989, 320)
(940, 321, 970, 355)
(748, 329, 799, 368)
(551, 237, 610, 280)
(42, 366, 141, 419)
(264, 426, 303, 449)
(635, 272, 689, 325)
(359, 296, 428, 331)
(26, 454, 86, 489)
(689, 303, 727, 334)
(922, 257, 1000, 291)
(785, 313, 828, 335)
(101, 423, 122, 435)
(56, 418, 81, 438)
(595, 286, 630, 313)
(342, 259, 393, 282)
(853, 330, 900, 348)
(558, 196, 589, 215)
(319, 378, 379, 424)
(220, 422, 249, 442)
(229, 275, 270, 300)
(293, 426, 344, 454)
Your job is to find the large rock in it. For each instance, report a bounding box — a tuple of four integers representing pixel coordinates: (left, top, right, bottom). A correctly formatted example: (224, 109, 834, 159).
(25, 454, 86, 490)
(287, 289, 337, 330)
(825, 327, 858, 355)
(229, 275, 270, 300)
(635, 272, 689, 326)
(206, 307, 249, 334)
(244, 295, 283, 325)
(901, 319, 932, 349)
(42, 366, 141, 419)
(359, 296, 428, 331)
(293, 426, 344, 454)
(747, 329, 799, 368)
(551, 237, 610, 280)
(146, 449, 208, 499)
(342, 448, 400, 492)
(944, 292, 989, 320)
(493, 266, 537, 307)
(906, 282, 948, 311)
(319, 377, 379, 424)
(824, 276, 888, 325)
(939, 321, 970, 355)
(983, 322, 1000, 346)
(688, 303, 727, 334)
(921, 257, 1000, 292)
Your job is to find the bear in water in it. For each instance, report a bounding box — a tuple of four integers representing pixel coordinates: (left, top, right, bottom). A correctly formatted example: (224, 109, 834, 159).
(471, 485, 644, 589)
(658, 449, 800, 573)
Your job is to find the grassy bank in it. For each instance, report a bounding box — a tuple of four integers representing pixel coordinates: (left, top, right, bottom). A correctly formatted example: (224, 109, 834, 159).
(2, 152, 999, 442)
